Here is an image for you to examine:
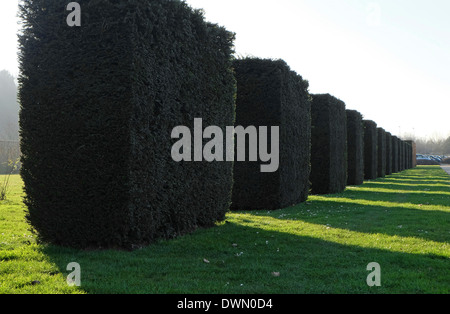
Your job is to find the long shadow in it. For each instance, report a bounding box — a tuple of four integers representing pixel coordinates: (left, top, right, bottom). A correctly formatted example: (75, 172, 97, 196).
(263, 199, 450, 243)
(360, 182, 450, 193)
(276, 167, 450, 242)
(385, 168, 450, 183)
(339, 189, 450, 207)
(380, 178, 450, 185)
(388, 175, 449, 179)
(389, 173, 449, 178)
(39, 166, 450, 294)
(40, 221, 449, 294)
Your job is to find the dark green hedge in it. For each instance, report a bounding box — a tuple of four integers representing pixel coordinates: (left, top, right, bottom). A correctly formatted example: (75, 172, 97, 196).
(19, 0, 236, 249)
(346, 110, 364, 186)
(409, 142, 414, 169)
(392, 136, 400, 173)
(363, 120, 378, 180)
(409, 143, 413, 168)
(377, 128, 386, 178)
(385, 132, 393, 175)
(403, 141, 411, 169)
(399, 140, 405, 171)
(231, 58, 311, 210)
(405, 140, 416, 168)
(391, 136, 399, 173)
(403, 141, 409, 170)
(400, 139, 406, 171)
(405, 142, 412, 169)
(310, 94, 347, 194)
(406, 145, 410, 168)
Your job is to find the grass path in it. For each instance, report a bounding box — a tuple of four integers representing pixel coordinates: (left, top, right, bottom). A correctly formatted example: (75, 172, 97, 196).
(0, 166, 449, 294)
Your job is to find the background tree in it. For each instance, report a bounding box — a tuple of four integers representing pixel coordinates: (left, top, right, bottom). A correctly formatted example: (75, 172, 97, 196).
(442, 136, 450, 155)
(0, 70, 20, 174)
(404, 133, 450, 156)
(0, 70, 19, 140)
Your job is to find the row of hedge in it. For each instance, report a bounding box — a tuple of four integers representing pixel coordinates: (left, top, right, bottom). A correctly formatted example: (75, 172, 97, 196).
(229, 63, 415, 200)
(359, 120, 414, 183)
(19, 0, 416, 249)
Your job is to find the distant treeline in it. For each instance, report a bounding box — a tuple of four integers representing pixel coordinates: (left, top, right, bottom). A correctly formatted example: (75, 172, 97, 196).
(0, 70, 20, 174)
(404, 135, 450, 156)
(0, 70, 19, 140)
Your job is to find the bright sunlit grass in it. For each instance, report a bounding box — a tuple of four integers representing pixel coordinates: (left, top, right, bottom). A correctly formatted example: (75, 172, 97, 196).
(0, 166, 449, 294)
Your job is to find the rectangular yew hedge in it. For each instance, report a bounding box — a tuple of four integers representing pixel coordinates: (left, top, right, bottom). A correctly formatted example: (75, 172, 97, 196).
(310, 94, 347, 194)
(392, 136, 399, 173)
(385, 132, 393, 175)
(403, 142, 408, 169)
(404, 141, 408, 170)
(405, 141, 412, 169)
(398, 137, 403, 172)
(377, 128, 386, 178)
(411, 141, 417, 168)
(399, 140, 405, 171)
(346, 110, 364, 185)
(363, 120, 378, 180)
(231, 58, 311, 210)
(406, 140, 416, 168)
(19, 0, 236, 249)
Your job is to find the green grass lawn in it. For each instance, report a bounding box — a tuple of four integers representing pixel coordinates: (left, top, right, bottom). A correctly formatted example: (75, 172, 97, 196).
(0, 165, 449, 294)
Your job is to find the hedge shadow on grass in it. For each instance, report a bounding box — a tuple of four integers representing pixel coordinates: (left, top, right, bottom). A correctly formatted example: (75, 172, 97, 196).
(341, 189, 450, 207)
(285, 198, 450, 243)
(360, 182, 450, 193)
(40, 217, 449, 294)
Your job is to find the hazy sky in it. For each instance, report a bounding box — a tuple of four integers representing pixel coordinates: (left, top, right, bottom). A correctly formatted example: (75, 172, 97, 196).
(1, 1, 449, 139)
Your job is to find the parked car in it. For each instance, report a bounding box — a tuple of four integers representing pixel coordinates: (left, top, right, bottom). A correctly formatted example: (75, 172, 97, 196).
(416, 155, 430, 160)
(430, 156, 441, 162)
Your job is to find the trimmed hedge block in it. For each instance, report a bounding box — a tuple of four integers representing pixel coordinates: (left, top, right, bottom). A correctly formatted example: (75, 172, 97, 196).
(405, 141, 412, 169)
(385, 132, 393, 175)
(363, 120, 378, 180)
(411, 141, 417, 168)
(400, 140, 405, 171)
(377, 128, 386, 178)
(19, 0, 236, 249)
(346, 110, 364, 185)
(391, 136, 399, 173)
(404, 142, 409, 169)
(410, 142, 415, 168)
(231, 58, 311, 210)
(310, 94, 347, 194)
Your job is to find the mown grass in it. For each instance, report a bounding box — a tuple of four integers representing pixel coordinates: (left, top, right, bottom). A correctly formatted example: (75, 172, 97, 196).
(0, 166, 449, 294)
